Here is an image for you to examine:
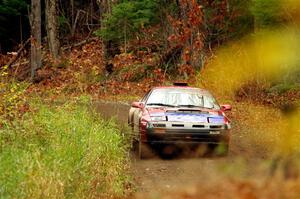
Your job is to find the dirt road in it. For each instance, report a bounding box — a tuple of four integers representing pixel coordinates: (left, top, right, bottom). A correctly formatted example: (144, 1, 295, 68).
(94, 101, 277, 195)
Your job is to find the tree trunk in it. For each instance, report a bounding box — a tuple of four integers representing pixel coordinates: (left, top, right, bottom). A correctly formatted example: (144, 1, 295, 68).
(97, 0, 112, 27)
(97, 0, 117, 64)
(46, 0, 60, 60)
(124, 21, 127, 54)
(30, 0, 42, 80)
(71, 0, 74, 30)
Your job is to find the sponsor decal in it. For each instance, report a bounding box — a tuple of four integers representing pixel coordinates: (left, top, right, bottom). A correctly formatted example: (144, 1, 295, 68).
(149, 112, 225, 123)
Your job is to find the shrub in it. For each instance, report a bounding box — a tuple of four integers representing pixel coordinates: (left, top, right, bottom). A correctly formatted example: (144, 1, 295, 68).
(251, 0, 286, 28)
(0, 65, 29, 122)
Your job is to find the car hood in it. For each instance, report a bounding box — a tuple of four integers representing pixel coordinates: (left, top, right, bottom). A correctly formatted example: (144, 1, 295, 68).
(146, 107, 225, 123)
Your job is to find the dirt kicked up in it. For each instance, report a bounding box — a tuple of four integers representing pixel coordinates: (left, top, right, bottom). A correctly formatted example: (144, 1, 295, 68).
(94, 101, 300, 198)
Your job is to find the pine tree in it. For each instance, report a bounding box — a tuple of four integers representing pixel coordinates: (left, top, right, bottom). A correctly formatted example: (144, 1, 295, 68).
(95, 0, 159, 52)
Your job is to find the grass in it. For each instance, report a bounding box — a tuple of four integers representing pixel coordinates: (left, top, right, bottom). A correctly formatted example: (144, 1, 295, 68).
(0, 97, 131, 198)
(268, 83, 300, 94)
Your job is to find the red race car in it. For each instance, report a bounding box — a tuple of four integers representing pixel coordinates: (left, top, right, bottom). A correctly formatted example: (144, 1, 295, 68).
(128, 84, 232, 158)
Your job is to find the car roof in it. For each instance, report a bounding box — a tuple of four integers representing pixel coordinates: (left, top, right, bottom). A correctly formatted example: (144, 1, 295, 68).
(152, 86, 210, 93)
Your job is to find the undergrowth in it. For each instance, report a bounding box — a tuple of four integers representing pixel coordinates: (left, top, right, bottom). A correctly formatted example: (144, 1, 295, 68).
(0, 65, 29, 122)
(0, 97, 131, 198)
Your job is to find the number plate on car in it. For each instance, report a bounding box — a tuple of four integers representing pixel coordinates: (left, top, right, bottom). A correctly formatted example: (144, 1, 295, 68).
(210, 131, 220, 135)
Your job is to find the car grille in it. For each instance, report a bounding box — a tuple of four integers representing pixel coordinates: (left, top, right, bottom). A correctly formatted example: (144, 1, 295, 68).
(192, 125, 205, 128)
(153, 123, 166, 128)
(172, 124, 184, 127)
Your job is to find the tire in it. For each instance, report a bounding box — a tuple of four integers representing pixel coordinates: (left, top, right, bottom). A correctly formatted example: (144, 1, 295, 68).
(134, 136, 155, 159)
(138, 139, 145, 159)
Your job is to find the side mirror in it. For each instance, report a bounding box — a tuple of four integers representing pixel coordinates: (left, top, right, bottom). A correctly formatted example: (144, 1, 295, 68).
(131, 102, 145, 109)
(221, 104, 232, 111)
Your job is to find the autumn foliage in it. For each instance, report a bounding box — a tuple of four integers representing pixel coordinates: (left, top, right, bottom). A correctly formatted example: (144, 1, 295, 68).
(166, 0, 204, 76)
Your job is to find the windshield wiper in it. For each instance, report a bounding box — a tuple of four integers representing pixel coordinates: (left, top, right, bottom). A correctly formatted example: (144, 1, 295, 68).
(147, 103, 176, 107)
(177, 104, 213, 109)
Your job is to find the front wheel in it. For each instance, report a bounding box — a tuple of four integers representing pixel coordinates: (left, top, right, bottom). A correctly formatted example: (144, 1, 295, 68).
(133, 136, 155, 159)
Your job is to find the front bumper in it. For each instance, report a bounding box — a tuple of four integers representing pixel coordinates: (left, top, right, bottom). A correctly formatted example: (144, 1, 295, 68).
(143, 122, 231, 144)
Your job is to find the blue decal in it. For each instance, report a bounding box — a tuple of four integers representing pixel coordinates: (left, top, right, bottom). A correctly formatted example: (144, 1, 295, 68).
(149, 112, 224, 123)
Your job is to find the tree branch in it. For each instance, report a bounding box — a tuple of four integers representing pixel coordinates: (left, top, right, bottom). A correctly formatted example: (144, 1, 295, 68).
(6, 38, 30, 68)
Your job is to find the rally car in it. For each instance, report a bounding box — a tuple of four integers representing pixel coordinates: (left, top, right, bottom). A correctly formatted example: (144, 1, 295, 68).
(128, 84, 232, 158)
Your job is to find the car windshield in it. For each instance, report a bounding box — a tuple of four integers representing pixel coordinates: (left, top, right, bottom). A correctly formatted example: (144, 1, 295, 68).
(146, 88, 220, 109)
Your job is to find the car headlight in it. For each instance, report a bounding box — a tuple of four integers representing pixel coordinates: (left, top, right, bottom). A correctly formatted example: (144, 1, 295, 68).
(150, 116, 166, 121)
(208, 117, 224, 123)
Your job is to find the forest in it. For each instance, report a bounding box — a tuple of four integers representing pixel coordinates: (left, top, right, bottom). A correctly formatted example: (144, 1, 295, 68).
(0, 0, 300, 198)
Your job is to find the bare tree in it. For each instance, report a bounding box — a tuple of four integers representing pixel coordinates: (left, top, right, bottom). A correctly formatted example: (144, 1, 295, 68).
(97, 0, 112, 26)
(46, 0, 60, 59)
(30, 0, 42, 80)
(97, 0, 115, 71)
(70, 0, 74, 29)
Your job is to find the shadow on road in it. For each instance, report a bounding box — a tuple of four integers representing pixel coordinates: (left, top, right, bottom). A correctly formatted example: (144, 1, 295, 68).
(134, 143, 229, 160)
